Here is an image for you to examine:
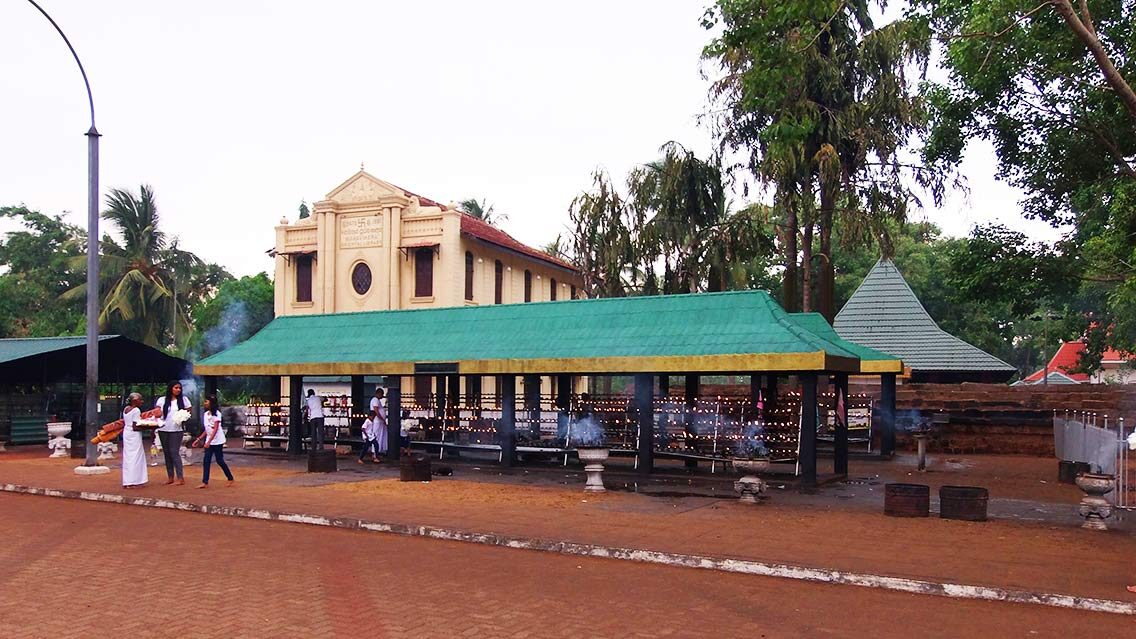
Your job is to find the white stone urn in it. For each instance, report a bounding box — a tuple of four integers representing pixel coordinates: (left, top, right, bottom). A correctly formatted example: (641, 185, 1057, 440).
(1075, 472, 1115, 530)
(96, 441, 118, 460)
(46, 422, 72, 458)
(577, 447, 610, 493)
(733, 458, 769, 503)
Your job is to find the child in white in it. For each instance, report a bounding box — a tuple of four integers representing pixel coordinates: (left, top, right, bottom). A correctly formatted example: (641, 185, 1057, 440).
(358, 410, 381, 464)
(193, 395, 233, 488)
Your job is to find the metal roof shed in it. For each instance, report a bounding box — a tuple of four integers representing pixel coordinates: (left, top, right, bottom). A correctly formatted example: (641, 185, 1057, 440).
(197, 290, 885, 484)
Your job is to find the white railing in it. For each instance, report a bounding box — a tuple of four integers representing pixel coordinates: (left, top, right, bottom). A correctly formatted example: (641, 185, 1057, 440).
(1055, 412, 1132, 509)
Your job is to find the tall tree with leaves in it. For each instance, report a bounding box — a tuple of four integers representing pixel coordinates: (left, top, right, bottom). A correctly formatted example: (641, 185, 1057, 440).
(63, 185, 230, 350)
(0, 206, 86, 337)
(568, 170, 636, 297)
(629, 142, 728, 294)
(703, 0, 943, 320)
(913, 0, 1136, 363)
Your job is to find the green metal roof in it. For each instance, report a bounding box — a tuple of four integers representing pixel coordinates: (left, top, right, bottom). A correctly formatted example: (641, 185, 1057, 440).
(197, 290, 863, 376)
(833, 259, 1015, 375)
(789, 313, 902, 373)
(0, 335, 114, 364)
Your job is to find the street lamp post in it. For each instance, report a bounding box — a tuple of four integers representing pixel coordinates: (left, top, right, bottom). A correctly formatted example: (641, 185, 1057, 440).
(26, 1, 102, 466)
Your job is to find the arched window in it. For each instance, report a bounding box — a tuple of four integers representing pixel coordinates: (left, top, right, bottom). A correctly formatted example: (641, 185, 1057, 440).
(550, 278, 557, 301)
(414, 248, 433, 297)
(464, 252, 475, 301)
(494, 260, 503, 304)
(523, 270, 532, 302)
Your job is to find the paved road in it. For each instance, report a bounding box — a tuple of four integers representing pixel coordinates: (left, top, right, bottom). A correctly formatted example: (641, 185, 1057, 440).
(0, 494, 1130, 638)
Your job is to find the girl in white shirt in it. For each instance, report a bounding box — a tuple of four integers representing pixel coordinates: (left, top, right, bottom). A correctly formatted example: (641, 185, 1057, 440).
(193, 395, 233, 488)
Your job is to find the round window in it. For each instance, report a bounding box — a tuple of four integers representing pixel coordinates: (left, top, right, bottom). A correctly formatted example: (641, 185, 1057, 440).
(351, 262, 372, 295)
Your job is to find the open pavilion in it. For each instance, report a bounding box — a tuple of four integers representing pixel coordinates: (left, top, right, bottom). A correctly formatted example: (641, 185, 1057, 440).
(196, 290, 901, 486)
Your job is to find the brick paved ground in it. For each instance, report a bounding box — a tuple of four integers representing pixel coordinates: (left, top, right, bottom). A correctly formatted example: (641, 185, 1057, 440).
(1, 494, 1131, 639)
(1, 450, 1134, 603)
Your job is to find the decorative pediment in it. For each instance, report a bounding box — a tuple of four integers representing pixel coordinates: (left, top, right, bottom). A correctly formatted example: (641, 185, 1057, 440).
(325, 171, 405, 204)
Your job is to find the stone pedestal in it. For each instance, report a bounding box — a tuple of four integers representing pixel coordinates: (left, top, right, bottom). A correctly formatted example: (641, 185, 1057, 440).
(733, 476, 767, 503)
(74, 465, 110, 476)
(578, 447, 609, 493)
(47, 422, 72, 458)
(1075, 473, 1115, 530)
(732, 459, 769, 504)
(96, 442, 118, 460)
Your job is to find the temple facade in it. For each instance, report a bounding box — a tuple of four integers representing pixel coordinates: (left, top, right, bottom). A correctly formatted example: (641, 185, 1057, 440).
(273, 170, 583, 317)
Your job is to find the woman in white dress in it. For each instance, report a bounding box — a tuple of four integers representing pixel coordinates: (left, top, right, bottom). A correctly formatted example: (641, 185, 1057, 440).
(121, 393, 148, 489)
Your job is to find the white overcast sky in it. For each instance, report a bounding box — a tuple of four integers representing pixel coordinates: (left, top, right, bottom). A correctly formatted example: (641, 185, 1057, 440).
(1, 0, 1060, 278)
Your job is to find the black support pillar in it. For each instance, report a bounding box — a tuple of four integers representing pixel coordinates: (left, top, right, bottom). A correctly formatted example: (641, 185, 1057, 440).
(764, 375, 778, 416)
(350, 375, 364, 409)
(499, 376, 516, 467)
(523, 374, 541, 440)
(435, 376, 446, 419)
(287, 375, 303, 456)
(556, 375, 572, 408)
(447, 374, 460, 425)
(465, 375, 482, 408)
(880, 373, 897, 456)
(635, 373, 655, 475)
(659, 375, 670, 398)
(204, 376, 218, 402)
(683, 375, 699, 469)
(799, 373, 818, 489)
(385, 375, 402, 461)
(749, 375, 761, 414)
(833, 373, 849, 476)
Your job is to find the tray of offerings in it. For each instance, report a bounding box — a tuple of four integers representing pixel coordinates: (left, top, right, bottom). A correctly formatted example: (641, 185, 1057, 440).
(133, 419, 162, 431)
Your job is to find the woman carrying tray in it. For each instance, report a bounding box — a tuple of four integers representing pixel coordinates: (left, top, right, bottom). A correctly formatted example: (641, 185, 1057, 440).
(121, 393, 148, 489)
(193, 395, 234, 488)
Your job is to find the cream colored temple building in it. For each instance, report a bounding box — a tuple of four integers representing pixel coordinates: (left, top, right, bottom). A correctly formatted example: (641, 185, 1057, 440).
(273, 170, 585, 403)
(274, 170, 582, 317)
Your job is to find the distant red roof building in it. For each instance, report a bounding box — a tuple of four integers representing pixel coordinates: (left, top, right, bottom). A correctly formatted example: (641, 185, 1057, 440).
(1021, 341, 1132, 384)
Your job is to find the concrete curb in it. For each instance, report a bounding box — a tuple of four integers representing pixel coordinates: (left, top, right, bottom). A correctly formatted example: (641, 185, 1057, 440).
(4, 483, 1134, 616)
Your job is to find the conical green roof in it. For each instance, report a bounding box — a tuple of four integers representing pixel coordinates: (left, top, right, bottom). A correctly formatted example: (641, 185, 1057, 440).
(833, 259, 1014, 378)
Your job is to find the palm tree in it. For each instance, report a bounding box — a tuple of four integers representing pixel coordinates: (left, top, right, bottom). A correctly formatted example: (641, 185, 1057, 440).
(63, 185, 204, 349)
(628, 142, 727, 294)
(458, 198, 509, 226)
(541, 235, 567, 260)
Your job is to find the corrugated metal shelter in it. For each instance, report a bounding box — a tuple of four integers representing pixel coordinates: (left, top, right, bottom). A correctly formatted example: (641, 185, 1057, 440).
(789, 313, 902, 374)
(197, 291, 864, 376)
(198, 290, 902, 483)
(834, 259, 1016, 383)
(0, 335, 188, 384)
(0, 335, 189, 445)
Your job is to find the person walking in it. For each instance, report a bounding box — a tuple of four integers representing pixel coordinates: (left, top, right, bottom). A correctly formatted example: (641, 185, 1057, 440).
(120, 393, 148, 489)
(357, 409, 381, 464)
(193, 395, 233, 488)
(305, 389, 325, 449)
(156, 381, 191, 486)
